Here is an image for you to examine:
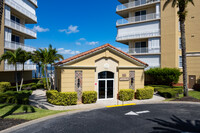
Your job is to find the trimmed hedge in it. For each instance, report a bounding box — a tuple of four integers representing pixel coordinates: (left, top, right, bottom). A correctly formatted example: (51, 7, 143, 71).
(118, 89, 134, 101)
(145, 68, 182, 86)
(82, 91, 97, 104)
(0, 82, 11, 92)
(0, 90, 32, 104)
(157, 87, 183, 98)
(135, 86, 154, 100)
(46, 90, 77, 106)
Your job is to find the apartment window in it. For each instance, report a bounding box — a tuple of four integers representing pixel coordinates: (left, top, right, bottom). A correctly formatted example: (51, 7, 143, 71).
(179, 37, 182, 49)
(11, 15, 20, 24)
(135, 10, 146, 21)
(135, 41, 147, 53)
(12, 35, 20, 43)
(179, 56, 182, 68)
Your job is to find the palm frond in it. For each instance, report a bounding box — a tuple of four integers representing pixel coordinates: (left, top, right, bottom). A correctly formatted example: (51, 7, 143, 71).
(163, 0, 172, 10)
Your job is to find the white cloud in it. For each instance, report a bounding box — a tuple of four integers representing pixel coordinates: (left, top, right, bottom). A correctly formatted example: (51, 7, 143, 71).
(58, 48, 80, 55)
(59, 25, 79, 34)
(33, 26, 49, 32)
(79, 38, 86, 41)
(86, 41, 99, 45)
(76, 42, 81, 45)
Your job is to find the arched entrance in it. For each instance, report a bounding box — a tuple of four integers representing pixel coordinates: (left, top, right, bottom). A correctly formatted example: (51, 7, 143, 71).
(98, 71, 114, 99)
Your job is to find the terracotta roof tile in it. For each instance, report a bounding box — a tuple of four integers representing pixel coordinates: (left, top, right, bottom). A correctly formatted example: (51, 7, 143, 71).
(55, 43, 148, 66)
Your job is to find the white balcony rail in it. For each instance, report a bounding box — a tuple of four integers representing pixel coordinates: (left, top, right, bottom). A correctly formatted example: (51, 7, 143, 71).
(116, 30, 160, 41)
(4, 63, 36, 71)
(128, 47, 160, 54)
(29, 0, 37, 6)
(4, 41, 36, 52)
(5, 0, 37, 22)
(117, 0, 160, 11)
(5, 18, 37, 38)
(117, 13, 160, 26)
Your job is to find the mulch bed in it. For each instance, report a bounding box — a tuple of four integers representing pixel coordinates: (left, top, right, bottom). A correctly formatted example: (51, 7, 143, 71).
(0, 118, 29, 131)
(173, 96, 200, 102)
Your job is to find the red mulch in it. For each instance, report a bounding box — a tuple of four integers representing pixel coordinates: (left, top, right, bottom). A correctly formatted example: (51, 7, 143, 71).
(0, 118, 29, 131)
(173, 96, 200, 102)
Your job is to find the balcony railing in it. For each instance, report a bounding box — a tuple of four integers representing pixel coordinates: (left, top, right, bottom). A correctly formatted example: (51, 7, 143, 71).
(116, 30, 160, 41)
(117, 13, 160, 26)
(4, 63, 36, 71)
(116, 0, 160, 11)
(5, 18, 37, 38)
(5, 0, 37, 22)
(4, 41, 36, 52)
(29, 0, 37, 6)
(128, 47, 160, 54)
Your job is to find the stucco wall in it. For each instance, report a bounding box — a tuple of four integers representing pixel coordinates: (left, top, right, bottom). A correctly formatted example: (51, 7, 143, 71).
(0, 2, 4, 71)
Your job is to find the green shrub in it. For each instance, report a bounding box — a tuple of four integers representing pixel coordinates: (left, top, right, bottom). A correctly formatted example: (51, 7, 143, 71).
(157, 87, 183, 98)
(46, 90, 77, 106)
(118, 89, 134, 101)
(0, 90, 32, 104)
(82, 91, 97, 104)
(36, 83, 44, 89)
(0, 82, 11, 92)
(145, 68, 182, 86)
(135, 86, 154, 100)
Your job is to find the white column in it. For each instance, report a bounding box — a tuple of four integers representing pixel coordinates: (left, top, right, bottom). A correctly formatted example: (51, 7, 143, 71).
(156, 3, 160, 19)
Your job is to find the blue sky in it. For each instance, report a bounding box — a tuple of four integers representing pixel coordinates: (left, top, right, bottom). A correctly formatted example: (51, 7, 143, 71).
(26, 0, 129, 59)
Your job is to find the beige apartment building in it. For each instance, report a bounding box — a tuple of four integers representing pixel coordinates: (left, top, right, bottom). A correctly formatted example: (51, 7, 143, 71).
(116, 0, 200, 88)
(0, 0, 37, 82)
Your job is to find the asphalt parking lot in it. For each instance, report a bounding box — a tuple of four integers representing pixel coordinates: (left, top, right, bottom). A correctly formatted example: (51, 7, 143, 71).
(12, 103, 200, 133)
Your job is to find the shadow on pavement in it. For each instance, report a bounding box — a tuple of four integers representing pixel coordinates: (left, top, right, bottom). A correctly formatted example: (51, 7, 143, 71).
(148, 115, 200, 133)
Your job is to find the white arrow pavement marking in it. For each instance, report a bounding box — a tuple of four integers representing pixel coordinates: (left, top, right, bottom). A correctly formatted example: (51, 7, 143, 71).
(125, 110, 150, 116)
(136, 110, 150, 114)
(125, 111, 138, 116)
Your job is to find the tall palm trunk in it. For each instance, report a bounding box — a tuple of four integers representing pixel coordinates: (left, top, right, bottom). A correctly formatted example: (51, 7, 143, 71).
(180, 21, 188, 96)
(20, 63, 24, 91)
(15, 64, 18, 92)
(44, 65, 49, 90)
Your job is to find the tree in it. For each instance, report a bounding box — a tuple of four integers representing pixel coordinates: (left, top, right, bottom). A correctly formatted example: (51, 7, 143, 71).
(163, 0, 194, 96)
(48, 44, 64, 89)
(32, 51, 42, 79)
(19, 50, 32, 91)
(0, 48, 24, 91)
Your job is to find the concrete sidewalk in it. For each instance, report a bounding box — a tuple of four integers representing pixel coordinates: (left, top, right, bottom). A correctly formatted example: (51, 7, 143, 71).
(30, 89, 165, 111)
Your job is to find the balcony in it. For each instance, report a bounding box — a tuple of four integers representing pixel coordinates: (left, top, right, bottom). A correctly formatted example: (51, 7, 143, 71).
(128, 47, 160, 55)
(4, 41, 36, 52)
(4, 63, 36, 71)
(116, 30, 160, 41)
(116, 0, 160, 12)
(5, 0, 37, 23)
(117, 13, 160, 26)
(5, 18, 37, 39)
(29, 0, 38, 7)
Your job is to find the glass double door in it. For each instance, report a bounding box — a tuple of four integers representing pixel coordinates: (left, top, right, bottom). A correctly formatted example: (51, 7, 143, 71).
(98, 80, 114, 99)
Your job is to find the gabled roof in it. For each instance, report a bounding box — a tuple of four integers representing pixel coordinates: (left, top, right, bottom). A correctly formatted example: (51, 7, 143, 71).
(55, 43, 148, 66)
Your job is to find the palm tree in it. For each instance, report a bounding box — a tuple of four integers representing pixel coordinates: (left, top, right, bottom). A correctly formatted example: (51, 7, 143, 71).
(37, 48, 50, 90)
(163, 0, 194, 96)
(0, 48, 24, 91)
(32, 51, 42, 79)
(19, 50, 32, 91)
(48, 44, 64, 89)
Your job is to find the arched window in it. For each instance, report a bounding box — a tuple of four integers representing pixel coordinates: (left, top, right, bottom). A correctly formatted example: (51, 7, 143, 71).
(98, 71, 114, 79)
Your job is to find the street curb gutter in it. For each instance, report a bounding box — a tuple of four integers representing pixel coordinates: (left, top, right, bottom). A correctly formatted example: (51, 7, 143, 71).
(1, 102, 200, 133)
(0, 107, 105, 133)
(106, 103, 136, 108)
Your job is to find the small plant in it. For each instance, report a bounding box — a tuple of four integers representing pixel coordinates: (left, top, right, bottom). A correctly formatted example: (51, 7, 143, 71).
(118, 89, 134, 101)
(0, 82, 11, 92)
(135, 86, 154, 100)
(82, 91, 97, 104)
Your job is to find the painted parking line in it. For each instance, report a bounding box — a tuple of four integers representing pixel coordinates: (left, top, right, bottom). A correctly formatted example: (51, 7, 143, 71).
(106, 103, 136, 108)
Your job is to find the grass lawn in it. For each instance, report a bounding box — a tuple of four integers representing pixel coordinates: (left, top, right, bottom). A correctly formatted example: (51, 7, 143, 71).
(164, 91, 200, 101)
(0, 104, 67, 120)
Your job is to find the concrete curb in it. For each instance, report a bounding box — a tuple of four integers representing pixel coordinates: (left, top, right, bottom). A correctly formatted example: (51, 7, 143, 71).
(1, 102, 200, 133)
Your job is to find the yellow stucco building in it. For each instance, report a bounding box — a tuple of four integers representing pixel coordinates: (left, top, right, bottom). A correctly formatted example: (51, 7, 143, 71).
(54, 44, 148, 100)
